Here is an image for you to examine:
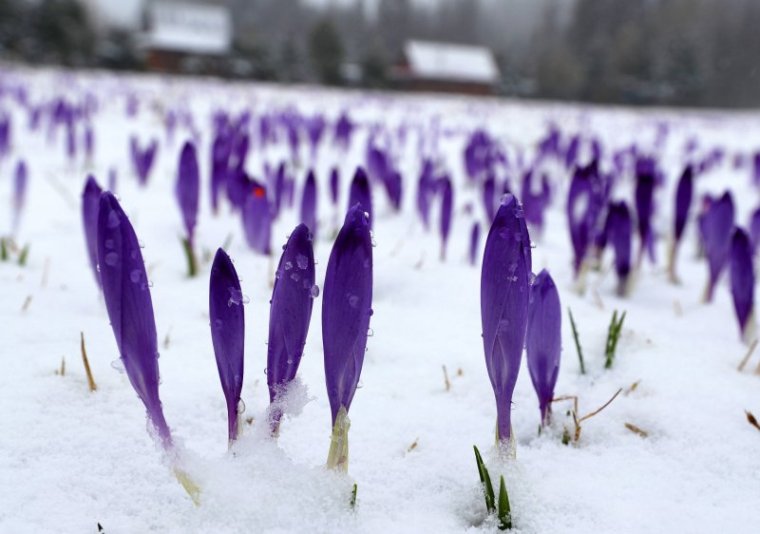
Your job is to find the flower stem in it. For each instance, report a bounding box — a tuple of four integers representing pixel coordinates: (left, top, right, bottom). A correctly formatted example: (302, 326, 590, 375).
(326, 406, 350, 472)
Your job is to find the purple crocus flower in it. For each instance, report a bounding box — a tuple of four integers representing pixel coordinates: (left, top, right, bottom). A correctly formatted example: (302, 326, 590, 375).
(526, 269, 561, 426)
(416, 159, 435, 229)
(209, 248, 245, 444)
(702, 192, 735, 302)
(348, 167, 373, 227)
(521, 169, 551, 232)
(749, 207, 760, 256)
(176, 141, 200, 276)
(12, 159, 27, 234)
(668, 165, 694, 282)
(634, 158, 657, 264)
(730, 228, 755, 341)
(176, 141, 200, 244)
(567, 161, 604, 277)
(605, 201, 633, 296)
(334, 111, 354, 149)
(97, 192, 172, 449)
(300, 170, 318, 238)
(0, 113, 10, 159)
(482, 174, 497, 222)
(81, 175, 103, 288)
(481, 194, 532, 446)
(329, 167, 340, 206)
(210, 132, 231, 214)
(273, 162, 287, 216)
(84, 123, 94, 161)
(323, 205, 373, 470)
(439, 176, 453, 260)
(267, 224, 316, 433)
(131, 137, 158, 186)
(385, 170, 403, 212)
(242, 182, 272, 256)
(469, 222, 481, 266)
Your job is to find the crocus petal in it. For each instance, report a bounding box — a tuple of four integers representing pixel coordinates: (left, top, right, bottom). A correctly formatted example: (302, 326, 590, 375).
(348, 167, 373, 227)
(300, 170, 318, 238)
(175, 141, 200, 243)
(481, 194, 532, 443)
(82, 175, 103, 288)
(674, 165, 694, 243)
(606, 201, 633, 294)
(209, 248, 245, 443)
(634, 157, 657, 263)
(439, 176, 453, 259)
(703, 191, 735, 301)
(242, 182, 272, 255)
(469, 222, 481, 266)
(97, 192, 172, 449)
(12, 159, 27, 233)
(526, 269, 561, 425)
(323, 205, 373, 425)
(329, 167, 340, 206)
(730, 227, 754, 339)
(268, 224, 316, 427)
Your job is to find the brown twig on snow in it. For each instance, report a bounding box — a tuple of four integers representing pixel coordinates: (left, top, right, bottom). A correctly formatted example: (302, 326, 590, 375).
(553, 388, 623, 443)
(55, 357, 66, 376)
(624, 422, 649, 438)
(407, 438, 419, 453)
(624, 380, 641, 395)
(20, 295, 32, 312)
(738, 339, 758, 372)
(80, 332, 97, 392)
(746, 411, 760, 432)
(442, 365, 451, 392)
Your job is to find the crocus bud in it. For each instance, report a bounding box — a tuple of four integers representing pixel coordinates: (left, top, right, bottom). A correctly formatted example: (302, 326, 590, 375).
(131, 137, 158, 186)
(209, 248, 245, 444)
(749, 207, 760, 256)
(634, 157, 657, 265)
(210, 132, 231, 214)
(329, 167, 340, 206)
(97, 192, 172, 450)
(730, 228, 755, 342)
(439, 176, 453, 261)
(176, 141, 200, 244)
(300, 170, 318, 238)
(267, 224, 316, 433)
(482, 174, 497, 222)
(323, 205, 373, 470)
(82, 175, 103, 289)
(481, 194, 531, 447)
(469, 222, 481, 266)
(526, 269, 561, 426)
(12, 159, 27, 235)
(242, 182, 272, 256)
(416, 160, 434, 230)
(348, 167, 373, 227)
(668, 165, 693, 283)
(702, 192, 735, 302)
(606, 201, 633, 296)
(567, 161, 603, 279)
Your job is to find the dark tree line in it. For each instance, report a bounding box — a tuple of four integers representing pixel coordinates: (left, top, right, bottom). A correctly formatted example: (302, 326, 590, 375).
(1, 0, 759, 108)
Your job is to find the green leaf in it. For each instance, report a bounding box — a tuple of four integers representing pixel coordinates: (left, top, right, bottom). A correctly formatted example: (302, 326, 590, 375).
(497, 475, 512, 530)
(350, 483, 358, 508)
(18, 244, 29, 266)
(567, 308, 586, 374)
(473, 445, 495, 512)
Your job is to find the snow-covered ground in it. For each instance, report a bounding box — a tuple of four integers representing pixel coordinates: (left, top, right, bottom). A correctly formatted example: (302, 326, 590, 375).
(1, 67, 759, 533)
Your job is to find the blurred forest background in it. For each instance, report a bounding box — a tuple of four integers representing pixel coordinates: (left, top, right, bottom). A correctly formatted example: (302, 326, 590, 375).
(1, 0, 759, 108)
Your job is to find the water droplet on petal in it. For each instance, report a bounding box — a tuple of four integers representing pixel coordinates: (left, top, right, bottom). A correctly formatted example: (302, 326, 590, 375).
(107, 211, 120, 228)
(104, 252, 119, 266)
(284, 261, 293, 271)
(296, 253, 308, 270)
(310, 285, 320, 298)
(130, 269, 142, 283)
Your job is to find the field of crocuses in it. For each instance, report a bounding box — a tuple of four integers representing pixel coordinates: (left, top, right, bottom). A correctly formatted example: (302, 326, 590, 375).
(1, 66, 759, 533)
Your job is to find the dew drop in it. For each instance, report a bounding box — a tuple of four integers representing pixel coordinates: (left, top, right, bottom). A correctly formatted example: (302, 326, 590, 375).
(104, 252, 119, 266)
(110, 358, 125, 373)
(107, 211, 120, 228)
(348, 294, 359, 308)
(296, 253, 308, 269)
(237, 398, 246, 414)
(104, 238, 115, 249)
(290, 272, 300, 282)
(284, 261, 293, 271)
(130, 269, 142, 283)
(310, 285, 320, 298)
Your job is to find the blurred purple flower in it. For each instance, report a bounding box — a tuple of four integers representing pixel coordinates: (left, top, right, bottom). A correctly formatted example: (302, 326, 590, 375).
(348, 167, 373, 227)
(300, 169, 318, 238)
(329, 166, 340, 206)
(634, 157, 657, 264)
(81, 175, 103, 289)
(469, 221, 481, 266)
(567, 161, 604, 276)
(606, 201, 633, 295)
(130, 136, 158, 186)
(702, 191, 735, 302)
(730, 228, 755, 341)
(175, 141, 200, 244)
(439, 176, 453, 260)
(12, 159, 27, 234)
(242, 181, 272, 256)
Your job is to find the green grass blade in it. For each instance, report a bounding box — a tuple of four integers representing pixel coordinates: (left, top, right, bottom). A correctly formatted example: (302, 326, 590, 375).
(568, 308, 586, 374)
(497, 475, 512, 530)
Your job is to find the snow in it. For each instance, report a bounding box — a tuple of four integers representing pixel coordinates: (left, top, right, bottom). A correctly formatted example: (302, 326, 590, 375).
(404, 40, 500, 84)
(1, 67, 759, 533)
